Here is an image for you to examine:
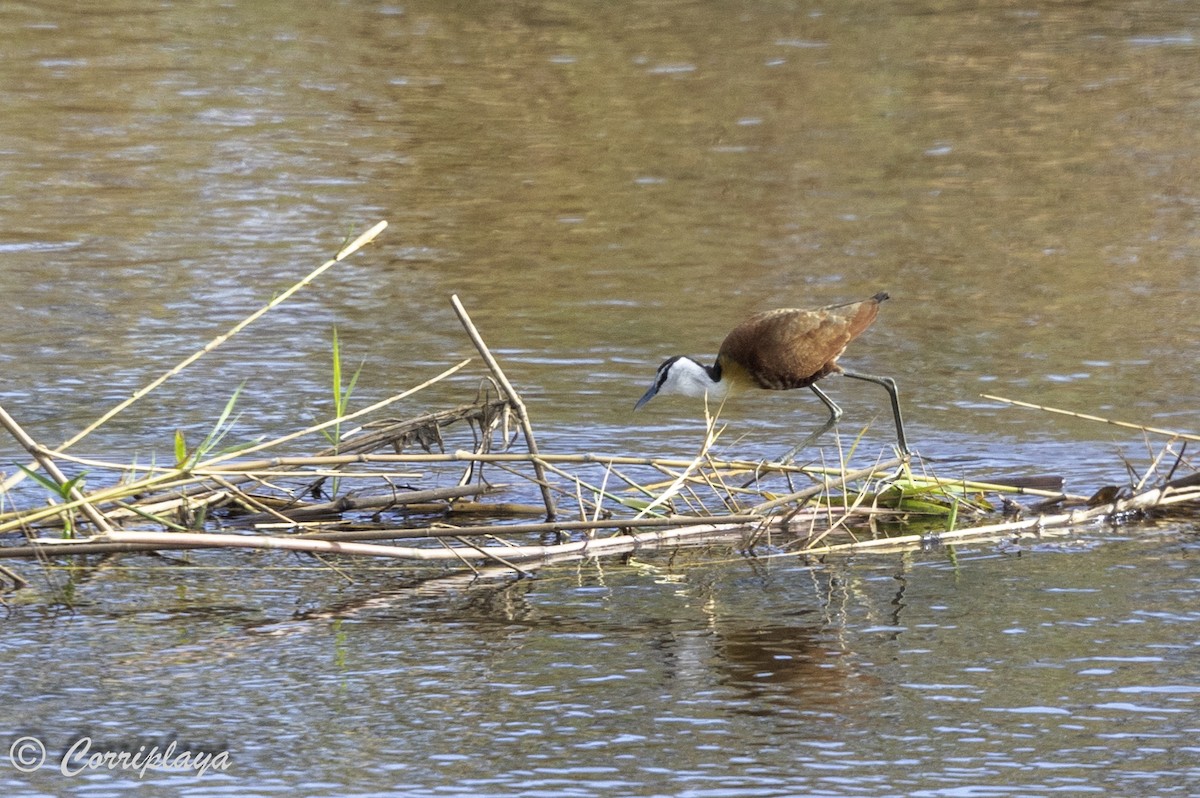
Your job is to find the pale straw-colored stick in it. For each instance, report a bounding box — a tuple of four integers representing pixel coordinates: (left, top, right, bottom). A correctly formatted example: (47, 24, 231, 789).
(194, 358, 471, 468)
(0, 359, 467, 536)
(750, 458, 904, 514)
(96, 521, 750, 562)
(450, 294, 557, 520)
(982, 393, 1200, 443)
(0, 404, 113, 532)
(0, 513, 769, 558)
(636, 402, 723, 519)
(0, 220, 389, 492)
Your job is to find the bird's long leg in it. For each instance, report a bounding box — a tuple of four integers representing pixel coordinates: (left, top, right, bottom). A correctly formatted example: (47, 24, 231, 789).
(778, 384, 842, 462)
(841, 371, 910, 456)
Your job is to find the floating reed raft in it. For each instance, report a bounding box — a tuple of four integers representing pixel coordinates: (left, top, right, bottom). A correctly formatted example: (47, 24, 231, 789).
(0, 220, 1196, 592)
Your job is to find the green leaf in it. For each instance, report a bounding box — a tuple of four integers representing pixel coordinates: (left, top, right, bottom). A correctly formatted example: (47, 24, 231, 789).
(345, 360, 363, 410)
(12, 465, 84, 501)
(174, 429, 188, 466)
(61, 472, 87, 496)
(331, 326, 343, 407)
(183, 383, 247, 467)
(16, 464, 65, 496)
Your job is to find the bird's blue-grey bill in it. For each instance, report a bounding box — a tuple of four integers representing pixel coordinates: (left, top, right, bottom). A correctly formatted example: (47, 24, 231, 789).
(633, 385, 657, 411)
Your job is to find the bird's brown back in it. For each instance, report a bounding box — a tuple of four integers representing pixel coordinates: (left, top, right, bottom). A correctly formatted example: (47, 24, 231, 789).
(717, 295, 884, 390)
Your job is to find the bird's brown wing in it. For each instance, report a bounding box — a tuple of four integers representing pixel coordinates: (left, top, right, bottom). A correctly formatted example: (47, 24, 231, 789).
(717, 298, 881, 390)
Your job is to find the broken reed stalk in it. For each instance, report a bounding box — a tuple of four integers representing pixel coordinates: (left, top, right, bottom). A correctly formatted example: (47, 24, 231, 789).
(12, 447, 1068, 502)
(2, 520, 726, 560)
(983, 394, 1200, 443)
(78, 473, 1200, 566)
(195, 358, 472, 469)
(0, 220, 390, 494)
(10, 448, 425, 480)
(0, 404, 113, 533)
(78, 521, 762, 563)
(751, 458, 905, 514)
(450, 294, 557, 521)
(0, 358, 471, 536)
(224, 451, 820, 479)
(636, 400, 725, 519)
(300, 513, 767, 541)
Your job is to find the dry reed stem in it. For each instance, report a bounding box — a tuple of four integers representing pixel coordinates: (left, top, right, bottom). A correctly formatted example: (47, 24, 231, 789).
(95, 521, 763, 565)
(450, 295, 556, 520)
(983, 394, 1200, 443)
(0, 220, 389, 493)
(0, 359, 472, 535)
(0, 404, 113, 533)
(0, 514, 768, 559)
(197, 359, 472, 469)
(1132, 441, 1176, 494)
(750, 458, 904, 514)
(18, 448, 824, 487)
(636, 401, 724, 519)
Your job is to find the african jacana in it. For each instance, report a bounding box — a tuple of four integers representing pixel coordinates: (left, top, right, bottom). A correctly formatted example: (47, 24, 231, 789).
(634, 292, 909, 457)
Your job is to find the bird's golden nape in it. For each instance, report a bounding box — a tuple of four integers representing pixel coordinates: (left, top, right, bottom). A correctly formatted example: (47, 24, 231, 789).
(634, 292, 909, 456)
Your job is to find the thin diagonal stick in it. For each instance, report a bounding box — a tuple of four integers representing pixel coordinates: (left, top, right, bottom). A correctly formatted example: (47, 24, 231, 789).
(450, 294, 556, 520)
(982, 394, 1200, 442)
(1, 220, 389, 492)
(196, 358, 472, 468)
(0, 404, 113, 532)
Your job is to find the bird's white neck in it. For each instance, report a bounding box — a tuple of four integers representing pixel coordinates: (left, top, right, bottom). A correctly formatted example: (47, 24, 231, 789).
(660, 357, 730, 400)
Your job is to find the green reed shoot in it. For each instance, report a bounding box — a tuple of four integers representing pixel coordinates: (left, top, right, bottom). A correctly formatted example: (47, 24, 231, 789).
(322, 328, 363, 497)
(17, 465, 88, 538)
(174, 383, 253, 470)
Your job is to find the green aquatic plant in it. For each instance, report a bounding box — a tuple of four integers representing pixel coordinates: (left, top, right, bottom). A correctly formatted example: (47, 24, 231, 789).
(173, 383, 251, 470)
(321, 327, 363, 451)
(321, 327, 364, 498)
(16, 465, 89, 538)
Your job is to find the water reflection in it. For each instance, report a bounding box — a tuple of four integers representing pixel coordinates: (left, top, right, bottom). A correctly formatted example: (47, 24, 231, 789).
(244, 555, 883, 724)
(711, 622, 866, 715)
(0, 535, 1197, 795)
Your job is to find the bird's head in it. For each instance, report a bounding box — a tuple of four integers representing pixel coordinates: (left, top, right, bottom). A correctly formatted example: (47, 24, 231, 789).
(634, 356, 723, 410)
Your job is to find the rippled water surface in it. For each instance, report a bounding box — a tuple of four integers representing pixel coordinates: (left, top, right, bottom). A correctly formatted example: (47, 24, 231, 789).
(1, 1, 1198, 795)
(5, 533, 1199, 797)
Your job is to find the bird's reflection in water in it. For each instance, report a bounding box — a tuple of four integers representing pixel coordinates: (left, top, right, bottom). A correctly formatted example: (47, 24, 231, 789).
(708, 622, 870, 714)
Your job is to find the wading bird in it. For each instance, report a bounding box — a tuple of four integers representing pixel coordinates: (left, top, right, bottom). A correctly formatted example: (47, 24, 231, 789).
(634, 292, 909, 457)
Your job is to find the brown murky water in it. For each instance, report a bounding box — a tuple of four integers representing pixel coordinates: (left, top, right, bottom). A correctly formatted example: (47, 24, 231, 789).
(1, 2, 1198, 795)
